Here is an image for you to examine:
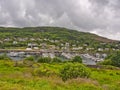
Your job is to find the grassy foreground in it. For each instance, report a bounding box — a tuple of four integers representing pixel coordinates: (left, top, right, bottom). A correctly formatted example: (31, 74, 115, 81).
(0, 60, 120, 90)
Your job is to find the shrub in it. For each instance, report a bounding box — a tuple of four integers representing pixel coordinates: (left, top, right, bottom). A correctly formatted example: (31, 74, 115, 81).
(37, 57, 52, 63)
(98, 59, 112, 65)
(23, 56, 35, 67)
(72, 56, 82, 63)
(110, 52, 120, 67)
(0, 54, 11, 60)
(24, 56, 35, 61)
(105, 51, 120, 67)
(52, 57, 62, 63)
(60, 63, 91, 81)
(33, 68, 56, 77)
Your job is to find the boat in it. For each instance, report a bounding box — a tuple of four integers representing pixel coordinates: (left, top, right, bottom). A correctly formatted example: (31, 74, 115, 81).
(8, 52, 19, 57)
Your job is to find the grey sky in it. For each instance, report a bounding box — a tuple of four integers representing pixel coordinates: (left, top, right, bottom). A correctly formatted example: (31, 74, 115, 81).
(0, 0, 120, 40)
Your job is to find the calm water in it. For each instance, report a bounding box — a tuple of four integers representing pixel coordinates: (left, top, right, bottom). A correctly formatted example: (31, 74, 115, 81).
(82, 57, 96, 65)
(0, 52, 96, 65)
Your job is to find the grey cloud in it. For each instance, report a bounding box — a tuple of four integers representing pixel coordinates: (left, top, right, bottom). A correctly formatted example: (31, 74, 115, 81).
(0, 0, 120, 40)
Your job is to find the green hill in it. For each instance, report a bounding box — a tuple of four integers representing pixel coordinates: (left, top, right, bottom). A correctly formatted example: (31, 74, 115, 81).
(0, 27, 119, 50)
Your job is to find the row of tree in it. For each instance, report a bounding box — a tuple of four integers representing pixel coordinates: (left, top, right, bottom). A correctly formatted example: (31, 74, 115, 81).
(24, 55, 82, 63)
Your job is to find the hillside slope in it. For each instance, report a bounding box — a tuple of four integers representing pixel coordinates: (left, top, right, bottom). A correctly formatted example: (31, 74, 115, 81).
(0, 27, 119, 49)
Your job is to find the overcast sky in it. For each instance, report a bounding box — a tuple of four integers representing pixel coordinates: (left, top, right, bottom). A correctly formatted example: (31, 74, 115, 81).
(0, 0, 120, 40)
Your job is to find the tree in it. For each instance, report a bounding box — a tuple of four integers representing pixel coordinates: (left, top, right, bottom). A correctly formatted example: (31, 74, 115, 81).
(72, 56, 82, 63)
(104, 51, 120, 67)
(110, 51, 120, 67)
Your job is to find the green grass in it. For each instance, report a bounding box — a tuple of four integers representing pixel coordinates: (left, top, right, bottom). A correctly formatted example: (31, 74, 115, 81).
(0, 60, 26, 74)
(0, 60, 120, 90)
(90, 69, 120, 89)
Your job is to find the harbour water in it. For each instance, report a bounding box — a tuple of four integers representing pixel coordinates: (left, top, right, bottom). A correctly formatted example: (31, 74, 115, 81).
(0, 52, 97, 65)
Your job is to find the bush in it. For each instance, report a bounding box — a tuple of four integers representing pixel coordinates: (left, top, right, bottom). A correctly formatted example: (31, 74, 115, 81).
(37, 57, 52, 63)
(60, 63, 91, 81)
(105, 51, 120, 67)
(72, 56, 82, 63)
(33, 67, 56, 77)
(110, 52, 120, 67)
(24, 56, 35, 61)
(0, 54, 11, 60)
(98, 59, 112, 65)
(23, 56, 35, 67)
(52, 57, 62, 63)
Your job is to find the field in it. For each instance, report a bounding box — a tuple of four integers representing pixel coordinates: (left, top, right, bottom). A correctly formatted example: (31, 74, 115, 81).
(0, 60, 120, 90)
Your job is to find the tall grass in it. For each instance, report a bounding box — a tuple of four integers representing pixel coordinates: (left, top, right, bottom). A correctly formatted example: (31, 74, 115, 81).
(0, 60, 120, 90)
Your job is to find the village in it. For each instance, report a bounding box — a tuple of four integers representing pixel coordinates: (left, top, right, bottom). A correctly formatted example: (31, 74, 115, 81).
(0, 37, 120, 65)
(0, 0, 120, 89)
(0, 37, 120, 51)
(1, 37, 119, 65)
(0, 49, 107, 65)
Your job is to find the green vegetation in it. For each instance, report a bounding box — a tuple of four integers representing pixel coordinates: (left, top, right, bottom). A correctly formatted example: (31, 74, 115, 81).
(24, 56, 35, 61)
(110, 51, 120, 67)
(60, 63, 90, 81)
(0, 54, 11, 60)
(37, 57, 52, 63)
(99, 51, 120, 67)
(52, 57, 62, 63)
(72, 56, 82, 63)
(0, 26, 120, 89)
(0, 59, 120, 90)
(98, 59, 112, 65)
(0, 27, 119, 54)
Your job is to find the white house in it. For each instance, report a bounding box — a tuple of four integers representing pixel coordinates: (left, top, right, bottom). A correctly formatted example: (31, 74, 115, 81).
(98, 48, 103, 51)
(26, 48, 32, 50)
(34, 47, 39, 50)
(13, 41, 18, 44)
